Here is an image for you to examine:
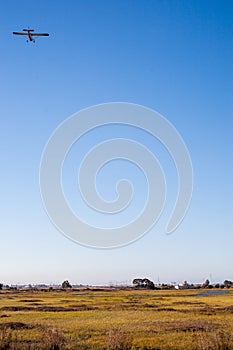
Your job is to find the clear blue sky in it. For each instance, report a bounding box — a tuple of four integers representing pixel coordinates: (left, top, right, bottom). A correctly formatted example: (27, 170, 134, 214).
(0, 0, 232, 285)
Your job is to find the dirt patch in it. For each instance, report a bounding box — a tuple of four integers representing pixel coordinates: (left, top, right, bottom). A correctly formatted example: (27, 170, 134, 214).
(37, 306, 78, 312)
(1, 305, 96, 312)
(0, 306, 33, 312)
(199, 305, 233, 314)
(141, 303, 157, 308)
(66, 304, 97, 310)
(19, 299, 42, 303)
(0, 322, 35, 330)
(157, 320, 213, 333)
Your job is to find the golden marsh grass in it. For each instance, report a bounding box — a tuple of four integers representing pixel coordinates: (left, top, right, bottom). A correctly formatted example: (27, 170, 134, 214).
(0, 288, 232, 349)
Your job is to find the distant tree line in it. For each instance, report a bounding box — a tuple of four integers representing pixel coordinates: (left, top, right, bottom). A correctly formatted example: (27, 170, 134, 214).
(132, 278, 233, 290)
(132, 278, 155, 290)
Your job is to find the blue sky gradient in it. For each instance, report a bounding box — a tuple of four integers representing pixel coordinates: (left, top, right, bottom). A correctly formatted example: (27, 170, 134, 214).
(0, 0, 232, 285)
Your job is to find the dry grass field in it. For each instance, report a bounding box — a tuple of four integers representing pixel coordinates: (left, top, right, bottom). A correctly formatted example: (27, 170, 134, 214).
(0, 288, 232, 349)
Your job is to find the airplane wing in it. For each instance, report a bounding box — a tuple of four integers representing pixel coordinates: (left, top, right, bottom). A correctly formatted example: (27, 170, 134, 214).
(31, 33, 49, 37)
(13, 32, 27, 36)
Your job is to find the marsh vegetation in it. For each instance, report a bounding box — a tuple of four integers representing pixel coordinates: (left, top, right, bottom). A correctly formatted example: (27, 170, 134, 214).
(0, 288, 232, 349)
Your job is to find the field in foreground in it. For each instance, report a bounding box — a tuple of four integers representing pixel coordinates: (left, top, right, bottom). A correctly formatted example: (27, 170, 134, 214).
(0, 288, 232, 349)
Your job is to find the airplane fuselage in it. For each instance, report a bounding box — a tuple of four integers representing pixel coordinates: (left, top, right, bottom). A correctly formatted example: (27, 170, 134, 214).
(24, 30, 34, 42)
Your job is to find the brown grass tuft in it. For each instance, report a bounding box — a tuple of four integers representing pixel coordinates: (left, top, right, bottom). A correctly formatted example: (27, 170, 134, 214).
(41, 327, 66, 350)
(196, 329, 233, 350)
(105, 327, 133, 350)
(0, 328, 12, 350)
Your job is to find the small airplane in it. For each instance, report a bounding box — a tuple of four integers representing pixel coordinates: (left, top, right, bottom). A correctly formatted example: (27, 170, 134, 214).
(13, 28, 49, 43)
